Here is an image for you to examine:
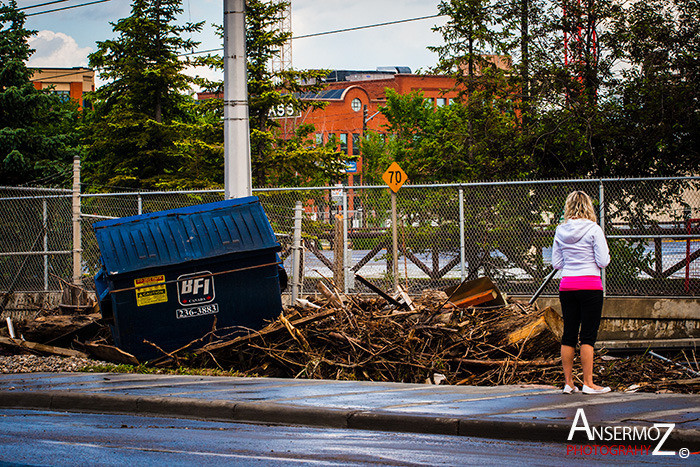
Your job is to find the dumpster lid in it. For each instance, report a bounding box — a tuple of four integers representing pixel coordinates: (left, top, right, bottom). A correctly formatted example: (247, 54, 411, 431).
(93, 196, 280, 276)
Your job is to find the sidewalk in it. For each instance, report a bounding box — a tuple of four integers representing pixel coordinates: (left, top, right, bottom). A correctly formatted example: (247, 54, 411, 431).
(1, 373, 698, 449)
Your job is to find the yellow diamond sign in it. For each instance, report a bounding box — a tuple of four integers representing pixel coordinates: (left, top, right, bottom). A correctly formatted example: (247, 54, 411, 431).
(382, 162, 408, 193)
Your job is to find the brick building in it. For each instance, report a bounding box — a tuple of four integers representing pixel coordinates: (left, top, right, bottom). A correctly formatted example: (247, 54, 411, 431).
(30, 67, 95, 108)
(196, 62, 508, 217)
(274, 69, 461, 186)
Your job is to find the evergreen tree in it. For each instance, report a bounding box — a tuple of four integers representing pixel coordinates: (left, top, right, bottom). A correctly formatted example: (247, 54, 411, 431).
(0, 0, 79, 186)
(429, 0, 514, 91)
(82, 0, 206, 189)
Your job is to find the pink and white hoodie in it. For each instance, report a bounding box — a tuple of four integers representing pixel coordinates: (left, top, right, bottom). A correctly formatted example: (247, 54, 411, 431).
(552, 218, 610, 277)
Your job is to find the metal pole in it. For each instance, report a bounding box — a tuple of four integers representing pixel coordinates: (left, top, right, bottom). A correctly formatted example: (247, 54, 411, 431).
(599, 180, 605, 295)
(459, 187, 465, 281)
(43, 198, 48, 291)
(649, 351, 700, 378)
(72, 155, 81, 285)
(529, 268, 558, 305)
(391, 190, 398, 290)
(224, 0, 252, 199)
(342, 187, 350, 293)
(137, 193, 143, 215)
(291, 201, 302, 302)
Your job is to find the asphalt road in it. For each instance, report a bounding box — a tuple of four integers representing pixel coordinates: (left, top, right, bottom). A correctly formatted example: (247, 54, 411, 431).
(0, 409, 692, 466)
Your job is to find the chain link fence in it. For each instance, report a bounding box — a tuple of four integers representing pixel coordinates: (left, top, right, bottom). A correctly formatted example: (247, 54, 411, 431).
(1, 177, 699, 303)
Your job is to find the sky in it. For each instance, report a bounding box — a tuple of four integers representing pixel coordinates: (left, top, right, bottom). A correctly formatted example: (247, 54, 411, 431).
(19, 0, 448, 87)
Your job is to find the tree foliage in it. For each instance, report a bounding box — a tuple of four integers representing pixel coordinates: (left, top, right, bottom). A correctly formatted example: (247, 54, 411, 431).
(372, 0, 699, 181)
(364, 87, 527, 184)
(0, 0, 79, 187)
(81, 0, 210, 190)
(197, 0, 345, 187)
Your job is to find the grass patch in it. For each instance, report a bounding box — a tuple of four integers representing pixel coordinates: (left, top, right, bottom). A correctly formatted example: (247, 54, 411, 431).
(80, 363, 256, 378)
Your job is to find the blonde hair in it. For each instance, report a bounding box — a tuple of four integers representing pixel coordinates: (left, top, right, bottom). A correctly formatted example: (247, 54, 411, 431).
(564, 191, 597, 222)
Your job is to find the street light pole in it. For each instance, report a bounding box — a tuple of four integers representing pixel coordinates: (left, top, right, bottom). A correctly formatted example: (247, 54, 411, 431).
(224, 0, 252, 199)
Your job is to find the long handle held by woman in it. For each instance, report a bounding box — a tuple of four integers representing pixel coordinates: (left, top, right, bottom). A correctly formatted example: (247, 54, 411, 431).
(529, 268, 558, 305)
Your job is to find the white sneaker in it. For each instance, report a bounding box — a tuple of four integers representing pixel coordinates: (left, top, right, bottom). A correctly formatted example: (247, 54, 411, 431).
(582, 384, 611, 394)
(563, 384, 580, 394)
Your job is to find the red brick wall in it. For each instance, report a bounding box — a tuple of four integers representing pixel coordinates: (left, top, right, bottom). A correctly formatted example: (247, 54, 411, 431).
(277, 74, 462, 179)
(70, 82, 83, 107)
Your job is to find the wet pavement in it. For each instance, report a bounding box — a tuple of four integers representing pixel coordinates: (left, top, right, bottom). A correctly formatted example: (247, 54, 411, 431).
(2, 409, 689, 466)
(0, 373, 698, 451)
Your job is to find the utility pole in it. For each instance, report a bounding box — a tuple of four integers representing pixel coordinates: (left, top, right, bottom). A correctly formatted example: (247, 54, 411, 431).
(224, 0, 252, 199)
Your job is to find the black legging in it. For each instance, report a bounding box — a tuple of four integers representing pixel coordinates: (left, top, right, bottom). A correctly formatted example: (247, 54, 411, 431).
(559, 289, 604, 347)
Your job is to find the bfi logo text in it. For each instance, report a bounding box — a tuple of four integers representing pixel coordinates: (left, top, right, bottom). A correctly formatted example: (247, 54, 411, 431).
(177, 271, 216, 306)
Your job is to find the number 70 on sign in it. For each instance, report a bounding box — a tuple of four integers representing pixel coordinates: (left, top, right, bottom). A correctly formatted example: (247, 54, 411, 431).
(382, 162, 408, 193)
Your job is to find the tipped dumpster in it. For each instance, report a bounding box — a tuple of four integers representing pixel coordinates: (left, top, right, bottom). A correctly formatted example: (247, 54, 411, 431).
(93, 196, 284, 361)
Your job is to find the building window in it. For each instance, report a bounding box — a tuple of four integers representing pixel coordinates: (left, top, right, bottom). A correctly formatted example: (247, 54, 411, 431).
(351, 98, 362, 112)
(340, 133, 348, 154)
(352, 133, 360, 156)
(428, 97, 435, 107)
(436, 98, 446, 107)
(315, 133, 324, 146)
(50, 90, 70, 103)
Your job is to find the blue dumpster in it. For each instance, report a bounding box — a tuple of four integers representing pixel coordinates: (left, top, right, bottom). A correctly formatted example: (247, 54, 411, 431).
(93, 196, 284, 361)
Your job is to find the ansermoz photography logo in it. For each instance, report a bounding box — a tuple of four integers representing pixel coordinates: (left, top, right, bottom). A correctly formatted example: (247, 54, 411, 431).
(567, 408, 697, 459)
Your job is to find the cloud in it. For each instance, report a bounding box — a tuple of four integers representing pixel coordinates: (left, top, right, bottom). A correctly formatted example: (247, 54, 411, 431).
(291, 0, 445, 72)
(27, 30, 92, 68)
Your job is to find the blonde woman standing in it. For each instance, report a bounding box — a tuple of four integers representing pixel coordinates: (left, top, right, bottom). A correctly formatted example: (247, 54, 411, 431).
(552, 191, 611, 395)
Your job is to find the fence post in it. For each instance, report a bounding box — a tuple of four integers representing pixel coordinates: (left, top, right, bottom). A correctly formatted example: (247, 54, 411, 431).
(342, 187, 352, 293)
(333, 214, 344, 289)
(137, 193, 143, 215)
(72, 155, 82, 285)
(391, 190, 398, 290)
(599, 180, 606, 295)
(291, 201, 302, 302)
(43, 198, 48, 291)
(459, 187, 465, 281)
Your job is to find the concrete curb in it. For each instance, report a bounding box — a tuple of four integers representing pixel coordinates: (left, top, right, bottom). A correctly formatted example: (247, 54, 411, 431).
(348, 410, 460, 436)
(0, 390, 697, 450)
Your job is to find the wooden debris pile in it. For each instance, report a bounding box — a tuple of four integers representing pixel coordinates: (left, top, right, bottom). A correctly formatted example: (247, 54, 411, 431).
(154, 279, 700, 393)
(0, 281, 112, 361)
(162, 281, 563, 386)
(2, 278, 698, 394)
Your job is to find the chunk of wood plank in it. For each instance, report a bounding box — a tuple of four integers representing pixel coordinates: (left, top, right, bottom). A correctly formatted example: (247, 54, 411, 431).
(543, 306, 564, 341)
(317, 280, 343, 308)
(355, 274, 407, 310)
(450, 289, 497, 308)
(507, 315, 547, 345)
(0, 337, 89, 358)
(84, 342, 139, 366)
(393, 285, 415, 311)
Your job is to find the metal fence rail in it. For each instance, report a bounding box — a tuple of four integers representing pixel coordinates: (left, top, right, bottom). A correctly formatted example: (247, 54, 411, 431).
(1, 177, 699, 300)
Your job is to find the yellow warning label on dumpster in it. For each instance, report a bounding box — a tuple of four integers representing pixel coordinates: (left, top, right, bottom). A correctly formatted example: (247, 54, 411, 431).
(134, 274, 167, 306)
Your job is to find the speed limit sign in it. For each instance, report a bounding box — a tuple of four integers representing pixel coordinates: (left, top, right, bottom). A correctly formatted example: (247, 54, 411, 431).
(382, 162, 407, 193)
